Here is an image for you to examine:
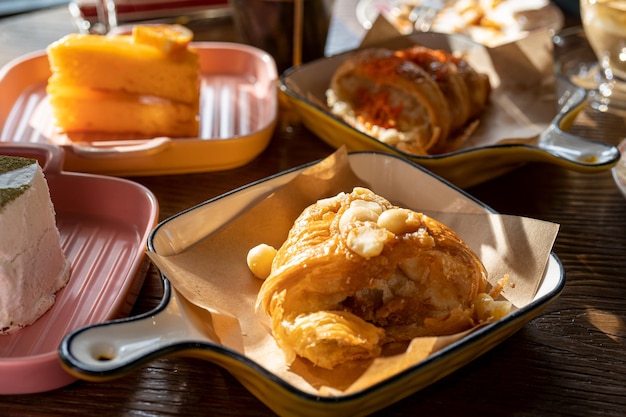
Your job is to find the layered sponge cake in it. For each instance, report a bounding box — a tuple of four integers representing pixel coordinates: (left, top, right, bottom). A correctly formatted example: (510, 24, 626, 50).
(0, 155, 70, 334)
(46, 25, 200, 138)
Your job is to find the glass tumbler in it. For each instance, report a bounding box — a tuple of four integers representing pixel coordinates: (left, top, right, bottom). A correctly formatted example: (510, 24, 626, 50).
(579, 0, 626, 110)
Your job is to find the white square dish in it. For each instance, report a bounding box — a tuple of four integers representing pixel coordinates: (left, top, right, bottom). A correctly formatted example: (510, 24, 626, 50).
(58, 152, 565, 416)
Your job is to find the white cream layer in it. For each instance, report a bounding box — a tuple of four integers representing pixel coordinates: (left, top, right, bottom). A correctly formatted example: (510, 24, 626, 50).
(0, 163, 70, 334)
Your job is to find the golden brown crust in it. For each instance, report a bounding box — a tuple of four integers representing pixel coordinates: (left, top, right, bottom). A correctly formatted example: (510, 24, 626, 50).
(395, 46, 471, 133)
(453, 55, 491, 119)
(255, 188, 488, 369)
(327, 46, 490, 155)
(328, 48, 452, 155)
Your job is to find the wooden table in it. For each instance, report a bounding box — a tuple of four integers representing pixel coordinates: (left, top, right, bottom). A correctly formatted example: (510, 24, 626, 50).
(1, 3, 625, 417)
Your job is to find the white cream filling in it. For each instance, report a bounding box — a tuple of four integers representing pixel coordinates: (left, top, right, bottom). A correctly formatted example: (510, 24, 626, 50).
(0, 163, 69, 334)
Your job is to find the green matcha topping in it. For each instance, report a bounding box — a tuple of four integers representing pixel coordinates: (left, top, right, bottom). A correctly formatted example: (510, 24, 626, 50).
(0, 155, 35, 174)
(0, 155, 38, 210)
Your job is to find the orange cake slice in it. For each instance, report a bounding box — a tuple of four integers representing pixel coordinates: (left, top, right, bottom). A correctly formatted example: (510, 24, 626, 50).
(47, 85, 199, 137)
(46, 25, 200, 138)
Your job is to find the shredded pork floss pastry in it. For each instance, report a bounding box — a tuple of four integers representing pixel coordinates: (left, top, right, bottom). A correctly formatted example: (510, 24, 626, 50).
(250, 187, 510, 369)
(326, 46, 491, 155)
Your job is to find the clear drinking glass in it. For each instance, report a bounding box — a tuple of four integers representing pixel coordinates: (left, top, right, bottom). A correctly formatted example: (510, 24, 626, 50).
(69, 0, 118, 34)
(579, 0, 626, 111)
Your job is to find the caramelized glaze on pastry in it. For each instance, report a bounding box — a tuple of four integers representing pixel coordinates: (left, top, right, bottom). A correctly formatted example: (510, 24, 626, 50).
(326, 46, 490, 155)
(251, 188, 508, 369)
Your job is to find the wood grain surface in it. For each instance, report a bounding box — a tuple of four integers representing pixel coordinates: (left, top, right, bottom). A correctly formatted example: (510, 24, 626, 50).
(0, 2, 625, 416)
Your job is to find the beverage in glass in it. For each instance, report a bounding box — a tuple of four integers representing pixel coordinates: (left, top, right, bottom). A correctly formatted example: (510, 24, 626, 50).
(580, 0, 626, 109)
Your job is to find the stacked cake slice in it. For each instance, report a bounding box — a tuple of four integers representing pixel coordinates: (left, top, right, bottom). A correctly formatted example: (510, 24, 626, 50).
(46, 25, 200, 138)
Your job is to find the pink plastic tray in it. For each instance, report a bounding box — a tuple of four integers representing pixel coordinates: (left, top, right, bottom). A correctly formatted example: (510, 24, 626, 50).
(0, 143, 159, 394)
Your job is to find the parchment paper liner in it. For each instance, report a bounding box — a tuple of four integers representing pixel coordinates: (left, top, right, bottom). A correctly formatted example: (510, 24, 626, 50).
(147, 148, 559, 396)
(299, 17, 559, 153)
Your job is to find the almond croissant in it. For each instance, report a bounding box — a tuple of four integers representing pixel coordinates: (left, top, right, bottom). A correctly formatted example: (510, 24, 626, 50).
(251, 187, 500, 370)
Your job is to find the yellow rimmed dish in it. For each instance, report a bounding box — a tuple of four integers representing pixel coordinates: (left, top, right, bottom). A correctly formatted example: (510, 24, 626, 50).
(58, 152, 565, 417)
(280, 31, 620, 188)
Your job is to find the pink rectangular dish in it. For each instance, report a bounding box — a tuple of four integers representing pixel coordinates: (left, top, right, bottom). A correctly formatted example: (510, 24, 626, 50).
(0, 42, 277, 177)
(0, 143, 159, 394)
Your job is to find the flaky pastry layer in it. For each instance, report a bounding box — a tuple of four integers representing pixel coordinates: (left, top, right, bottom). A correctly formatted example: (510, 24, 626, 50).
(326, 46, 490, 155)
(253, 187, 504, 369)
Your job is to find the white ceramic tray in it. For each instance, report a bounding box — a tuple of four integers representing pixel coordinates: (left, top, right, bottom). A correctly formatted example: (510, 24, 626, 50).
(58, 152, 565, 416)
